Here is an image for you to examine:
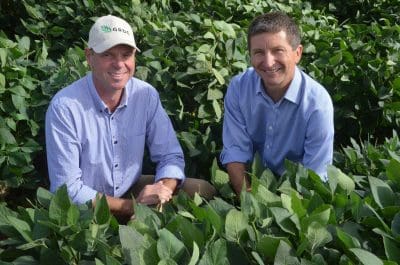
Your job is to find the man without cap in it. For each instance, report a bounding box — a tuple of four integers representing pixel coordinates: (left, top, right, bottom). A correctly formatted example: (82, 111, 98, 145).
(45, 15, 216, 219)
(220, 11, 334, 195)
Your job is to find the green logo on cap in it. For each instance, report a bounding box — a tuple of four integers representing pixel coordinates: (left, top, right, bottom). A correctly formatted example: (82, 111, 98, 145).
(100, 25, 112, 33)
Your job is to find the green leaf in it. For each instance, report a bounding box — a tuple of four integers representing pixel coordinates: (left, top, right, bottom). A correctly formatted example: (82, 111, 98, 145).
(270, 207, 297, 236)
(157, 228, 185, 260)
(158, 258, 178, 265)
(257, 236, 290, 259)
(207, 88, 223, 100)
(7, 216, 33, 242)
(274, 240, 300, 265)
(36, 187, 53, 208)
(391, 213, 400, 237)
(213, 21, 236, 38)
(336, 227, 361, 249)
(166, 215, 205, 249)
(225, 208, 248, 242)
(349, 248, 383, 265)
(383, 236, 400, 263)
(188, 242, 200, 265)
(0, 49, 7, 68)
(327, 165, 355, 195)
(369, 176, 395, 208)
(119, 225, 157, 265)
(305, 222, 332, 253)
(212, 68, 225, 85)
(48, 185, 71, 224)
(386, 159, 400, 185)
(94, 194, 111, 225)
(0, 127, 16, 144)
(198, 239, 229, 265)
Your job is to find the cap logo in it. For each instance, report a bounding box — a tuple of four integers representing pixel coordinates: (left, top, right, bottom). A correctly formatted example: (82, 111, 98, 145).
(100, 25, 112, 33)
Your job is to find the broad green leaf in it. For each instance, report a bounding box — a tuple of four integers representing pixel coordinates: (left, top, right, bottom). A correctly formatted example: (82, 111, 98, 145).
(213, 21, 236, 38)
(241, 190, 261, 221)
(66, 204, 80, 226)
(257, 236, 291, 259)
(7, 216, 32, 242)
(270, 207, 297, 235)
(0, 127, 16, 144)
(48, 185, 71, 224)
(327, 165, 355, 195)
(349, 248, 383, 265)
(0, 50, 6, 68)
(22, 2, 43, 19)
(207, 88, 223, 100)
(225, 208, 248, 242)
(274, 240, 300, 265)
(36, 187, 53, 208)
(383, 236, 400, 263)
(369, 176, 395, 208)
(119, 225, 157, 265)
(336, 228, 360, 249)
(134, 203, 161, 230)
(212, 68, 225, 85)
(212, 99, 222, 121)
(391, 213, 400, 237)
(386, 159, 400, 185)
(166, 215, 204, 249)
(203, 32, 215, 40)
(157, 228, 185, 260)
(188, 242, 200, 265)
(18, 36, 30, 52)
(305, 222, 332, 253)
(94, 194, 111, 225)
(212, 168, 229, 187)
(198, 239, 229, 265)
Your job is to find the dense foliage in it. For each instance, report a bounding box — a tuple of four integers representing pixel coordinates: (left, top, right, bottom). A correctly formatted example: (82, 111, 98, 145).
(1, 133, 400, 264)
(0, 0, 399, 263)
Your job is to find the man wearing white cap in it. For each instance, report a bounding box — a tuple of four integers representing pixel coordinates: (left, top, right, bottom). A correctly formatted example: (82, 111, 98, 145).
(45, 15, 215, 219)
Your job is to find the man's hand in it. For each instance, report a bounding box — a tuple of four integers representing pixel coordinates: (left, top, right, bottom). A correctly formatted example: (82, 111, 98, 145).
(136, 180, 175, 205)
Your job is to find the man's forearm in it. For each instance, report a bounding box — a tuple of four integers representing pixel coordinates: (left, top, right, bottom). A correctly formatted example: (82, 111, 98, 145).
(93, 194, 134, 217)
(159, 178, 179, 193)
(226, 162, 250, 195)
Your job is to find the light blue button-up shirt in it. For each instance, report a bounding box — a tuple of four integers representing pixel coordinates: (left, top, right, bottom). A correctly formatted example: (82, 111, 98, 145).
(45, 73, 185, 204)
(220, 66, 334, 180)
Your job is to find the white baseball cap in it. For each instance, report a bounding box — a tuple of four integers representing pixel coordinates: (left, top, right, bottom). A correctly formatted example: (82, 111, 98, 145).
(88, 15, 140, 53)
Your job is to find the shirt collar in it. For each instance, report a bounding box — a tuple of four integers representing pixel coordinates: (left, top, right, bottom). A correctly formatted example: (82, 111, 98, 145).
(256, 66, 302, 105)
(87, 72, 129, 113)
(283, 66, 302, 105)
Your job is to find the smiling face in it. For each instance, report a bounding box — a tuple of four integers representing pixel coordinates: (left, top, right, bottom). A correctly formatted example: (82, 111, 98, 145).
(250, 30, 302, 102)
(85, 44, 136, 98)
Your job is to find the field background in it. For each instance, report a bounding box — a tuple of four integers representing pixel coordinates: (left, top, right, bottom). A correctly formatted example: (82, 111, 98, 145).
(0, 0, 400, 264)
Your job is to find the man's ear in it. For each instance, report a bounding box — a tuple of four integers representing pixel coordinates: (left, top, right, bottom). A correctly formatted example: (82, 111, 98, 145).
(85, 48, 92, 68)
(295, 44, 303, 64)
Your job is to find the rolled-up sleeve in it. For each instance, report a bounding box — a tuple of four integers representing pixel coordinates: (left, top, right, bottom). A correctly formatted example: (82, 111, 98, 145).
(303, 95, 334, 181)
(220, 79, 254, 165)
(45, 102, 97, 204)
(145, 90, 185, 183)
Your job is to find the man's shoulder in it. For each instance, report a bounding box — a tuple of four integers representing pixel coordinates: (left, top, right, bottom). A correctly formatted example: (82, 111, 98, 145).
(127, 77, 158, 97)
(49, 75, 90, 108)
(300, 70, 333, 109)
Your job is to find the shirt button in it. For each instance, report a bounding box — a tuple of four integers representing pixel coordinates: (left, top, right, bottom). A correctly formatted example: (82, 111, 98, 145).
(116, 186, 119, 190)
(115, 164, 118, 168)
(114, 140, 118, 144)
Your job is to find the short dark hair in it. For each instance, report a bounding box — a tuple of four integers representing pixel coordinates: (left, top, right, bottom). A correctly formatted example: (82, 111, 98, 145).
(247, 11, 301, 51)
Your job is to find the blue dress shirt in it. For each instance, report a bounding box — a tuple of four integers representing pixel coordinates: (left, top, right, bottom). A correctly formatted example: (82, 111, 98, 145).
(220, 66, 334, 180)
(45, 73, 185, 204)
